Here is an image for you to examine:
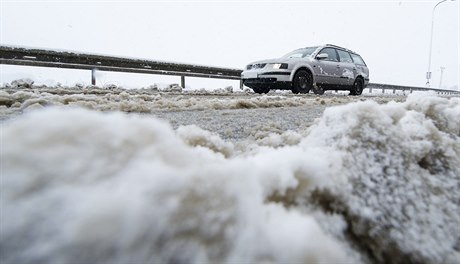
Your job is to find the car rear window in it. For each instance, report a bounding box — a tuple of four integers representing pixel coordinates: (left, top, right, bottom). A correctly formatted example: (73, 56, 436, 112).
(350, 53, 366, 66)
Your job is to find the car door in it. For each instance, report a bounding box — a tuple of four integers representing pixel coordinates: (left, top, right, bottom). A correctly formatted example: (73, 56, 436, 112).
(313, 48, 341, 86)
(336, 49, 356, 86)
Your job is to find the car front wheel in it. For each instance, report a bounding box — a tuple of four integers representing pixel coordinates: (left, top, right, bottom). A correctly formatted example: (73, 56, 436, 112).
(292, 70, 312, 94)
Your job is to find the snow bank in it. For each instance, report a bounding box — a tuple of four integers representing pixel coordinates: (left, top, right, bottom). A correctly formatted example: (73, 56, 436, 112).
(303, 94, 460, 263)
(2, 107, 352, 264)
(1, 87, 365, 114)
(2, 94, 459, 263)
(10, 78, 34, 88)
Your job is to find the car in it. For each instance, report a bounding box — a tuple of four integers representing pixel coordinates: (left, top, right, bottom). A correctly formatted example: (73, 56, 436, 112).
(241, 44, 369, 95)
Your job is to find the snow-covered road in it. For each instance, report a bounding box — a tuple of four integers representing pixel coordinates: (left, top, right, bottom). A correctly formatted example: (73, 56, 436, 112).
(1, 85, 406, 141)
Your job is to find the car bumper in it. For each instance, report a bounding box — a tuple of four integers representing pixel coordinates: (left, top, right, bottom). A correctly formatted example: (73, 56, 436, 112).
(241, 70, 292, 89)
(242, 78, 292, 90)
(242, 70, 291, 82)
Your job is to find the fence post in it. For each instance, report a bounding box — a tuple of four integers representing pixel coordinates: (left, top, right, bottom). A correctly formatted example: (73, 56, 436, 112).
(181, 76, 185, 88)
(91, 68, 97, 85)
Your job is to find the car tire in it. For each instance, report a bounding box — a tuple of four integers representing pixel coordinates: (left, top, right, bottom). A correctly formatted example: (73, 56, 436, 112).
(292, 70, 312, 94)
(350, 78, 364, 96)
(312, 85, 325, 95)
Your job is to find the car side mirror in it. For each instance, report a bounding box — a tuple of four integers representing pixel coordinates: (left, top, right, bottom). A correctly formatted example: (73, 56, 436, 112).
(316, 53, 328, 60)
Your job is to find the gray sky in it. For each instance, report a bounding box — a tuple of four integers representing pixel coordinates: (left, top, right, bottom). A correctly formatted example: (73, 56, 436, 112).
(1, 0, 459, 89)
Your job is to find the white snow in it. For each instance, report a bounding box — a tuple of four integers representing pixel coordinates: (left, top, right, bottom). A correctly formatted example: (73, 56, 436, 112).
(1, 86, 386, 116)
(1, 92, 459, 263)
(302, 94, 460, 262)
(2, 107, 351, 264)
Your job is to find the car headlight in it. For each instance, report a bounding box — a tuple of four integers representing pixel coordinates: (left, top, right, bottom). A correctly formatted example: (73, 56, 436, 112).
(272, 63, 288, 69)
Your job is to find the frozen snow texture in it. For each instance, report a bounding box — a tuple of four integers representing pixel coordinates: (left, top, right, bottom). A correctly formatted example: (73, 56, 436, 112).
(177, 125, 235, 158)
(0, 85, 415, 119)
(2, 108, 351, 264)
(304, 94, 460, 263)
(1, 94, 459, 264)
(10, 78, 34, 88)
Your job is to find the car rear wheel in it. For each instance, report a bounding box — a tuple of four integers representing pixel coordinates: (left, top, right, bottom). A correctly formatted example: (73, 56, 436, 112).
(350, 78, 364, 96)
(292, 70, 312, 94)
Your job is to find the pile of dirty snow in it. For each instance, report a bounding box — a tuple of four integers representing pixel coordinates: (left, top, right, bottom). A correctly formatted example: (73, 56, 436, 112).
(1, 94, 459, 264)
(0, 85, 378, 119)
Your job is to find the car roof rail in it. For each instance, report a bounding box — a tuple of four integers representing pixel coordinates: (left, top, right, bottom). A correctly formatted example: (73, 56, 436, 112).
(324, 44, 357, 54)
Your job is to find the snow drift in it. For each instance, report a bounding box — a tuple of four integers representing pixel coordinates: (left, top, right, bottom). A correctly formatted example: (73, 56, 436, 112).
(1, 94, 459, 264)
(0, 84, 410, 118)
(303, 94, 460, 263)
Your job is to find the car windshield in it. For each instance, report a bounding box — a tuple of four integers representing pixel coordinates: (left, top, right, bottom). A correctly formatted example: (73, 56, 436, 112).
(282, 47, 318, 58)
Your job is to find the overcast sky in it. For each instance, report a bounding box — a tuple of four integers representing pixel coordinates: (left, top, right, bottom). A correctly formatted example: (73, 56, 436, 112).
(1, 0, 459, 89)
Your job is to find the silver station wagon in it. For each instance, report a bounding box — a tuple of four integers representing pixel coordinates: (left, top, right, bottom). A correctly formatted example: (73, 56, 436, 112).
(241, 44, 369, 95)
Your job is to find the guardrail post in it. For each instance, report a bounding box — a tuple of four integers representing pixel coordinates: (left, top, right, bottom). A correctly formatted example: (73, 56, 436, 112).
(369, 87, 373, 93)
(240, 80, 243, 90)
(393, 88, 396, 94)
(91, 68, 97, 85)
(410, 88, 413, 93)
(181, 76, 185, 88)
(382, 88, 385, 94)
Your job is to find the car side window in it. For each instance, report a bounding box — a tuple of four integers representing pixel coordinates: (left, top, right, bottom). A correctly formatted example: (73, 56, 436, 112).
(350, 53, 366, 66)
(319, 48, 338, 62)
(337, 50, 353, 63)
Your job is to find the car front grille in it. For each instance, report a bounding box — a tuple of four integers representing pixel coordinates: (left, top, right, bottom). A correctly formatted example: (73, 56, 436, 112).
(247, 63, 267, 70)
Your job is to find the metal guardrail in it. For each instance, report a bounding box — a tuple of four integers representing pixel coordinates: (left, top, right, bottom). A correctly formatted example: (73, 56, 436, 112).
(1, 45, 459, 95)
(366, 83, 459, 95)
(0, 46, 242, 88)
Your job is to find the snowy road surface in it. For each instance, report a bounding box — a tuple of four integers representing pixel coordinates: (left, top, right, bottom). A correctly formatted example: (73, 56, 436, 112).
(1, 85, 406, 141)
(1, 84, 459, 264)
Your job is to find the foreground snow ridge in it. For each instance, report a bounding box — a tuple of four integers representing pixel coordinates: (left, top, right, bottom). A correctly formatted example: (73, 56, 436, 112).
(2, 95, 459, 264)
